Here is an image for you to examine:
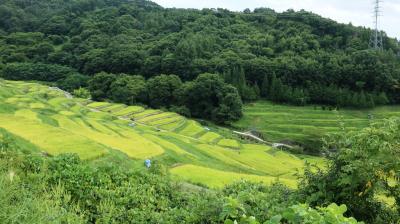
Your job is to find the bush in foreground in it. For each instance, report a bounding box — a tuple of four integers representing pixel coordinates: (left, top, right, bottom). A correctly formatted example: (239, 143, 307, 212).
(299, 118, 400, 223)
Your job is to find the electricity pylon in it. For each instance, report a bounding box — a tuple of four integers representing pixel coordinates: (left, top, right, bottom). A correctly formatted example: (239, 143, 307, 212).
(370, 0, 384, 50)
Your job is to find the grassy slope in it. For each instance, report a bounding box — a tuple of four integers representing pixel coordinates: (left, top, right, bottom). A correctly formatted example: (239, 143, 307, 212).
(0, 80, 325, 188)
(232, 101, 400, 149)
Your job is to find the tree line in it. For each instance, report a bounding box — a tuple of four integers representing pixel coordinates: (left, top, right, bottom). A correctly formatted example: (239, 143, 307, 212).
(0, 0, 399, 120)
(88, 72, 243, 123)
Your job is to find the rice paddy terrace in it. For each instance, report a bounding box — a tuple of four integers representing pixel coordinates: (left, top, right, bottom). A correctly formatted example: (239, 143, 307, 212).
(233, 101, 400, 150)
(0, 80, 324, 188)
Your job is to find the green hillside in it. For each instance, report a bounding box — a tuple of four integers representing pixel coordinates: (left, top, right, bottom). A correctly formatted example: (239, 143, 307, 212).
(0, 79, 324, 188)
(1, 0, 399, 123)
(233, 101, 400, 151)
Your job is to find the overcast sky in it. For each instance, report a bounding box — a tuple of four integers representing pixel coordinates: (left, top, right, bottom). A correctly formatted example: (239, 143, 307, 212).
(153, 0, 400, 39)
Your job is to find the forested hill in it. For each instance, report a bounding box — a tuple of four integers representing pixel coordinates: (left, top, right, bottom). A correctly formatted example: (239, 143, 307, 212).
(1, 0, 400, 121)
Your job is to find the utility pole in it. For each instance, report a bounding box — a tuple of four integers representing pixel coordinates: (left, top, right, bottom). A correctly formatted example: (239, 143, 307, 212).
(370, 0, 384, 50)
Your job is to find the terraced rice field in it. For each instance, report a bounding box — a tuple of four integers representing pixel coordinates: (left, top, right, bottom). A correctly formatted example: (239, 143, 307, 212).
(0, 115, 108, 159)
(199, 132, 221, 142)
(217, 139, 240, 148)
(175, 120, 205, 137)
(0, 80, 326, 188)
(170, 164, 297, 188)
(233, 101, 400, 149)
(112, 106, 145, 116)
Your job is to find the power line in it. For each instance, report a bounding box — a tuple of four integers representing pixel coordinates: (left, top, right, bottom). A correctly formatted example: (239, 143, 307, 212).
(370, 0, 384, 50)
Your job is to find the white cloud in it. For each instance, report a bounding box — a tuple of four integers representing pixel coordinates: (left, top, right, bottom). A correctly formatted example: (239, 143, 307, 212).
(153, 0, 400, 39)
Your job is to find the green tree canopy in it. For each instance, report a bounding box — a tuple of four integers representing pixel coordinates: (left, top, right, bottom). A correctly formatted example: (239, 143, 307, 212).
(88, 72, 116, 101)
(110, 74, 147, 105)
(146, 74, 182, 108)
(182, 73, 243, 123)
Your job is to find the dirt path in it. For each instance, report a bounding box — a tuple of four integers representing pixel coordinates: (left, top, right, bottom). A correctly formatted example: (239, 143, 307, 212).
(49, 87, 73, 99)
(233, 130, 294, 149)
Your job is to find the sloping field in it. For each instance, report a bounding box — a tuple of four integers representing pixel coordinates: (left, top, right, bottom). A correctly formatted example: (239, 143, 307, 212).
(100, 104, 126, 112)
(87, 102, 111, 109)
(176, 120, 205, 137)
(233, 101, 400, 149)
(159, 119, 186, 131)
(199, 132, 221, 142)
(217, 139, 240, 148)
(0, 80, 326, 189)
(170, 165, 297, 188)
(131, 109, 162, 119)
(53, 115, 164, 159)
(148, 117, 183, 126)
(0, 115, 107, 159)
(112, 106, 144, 116)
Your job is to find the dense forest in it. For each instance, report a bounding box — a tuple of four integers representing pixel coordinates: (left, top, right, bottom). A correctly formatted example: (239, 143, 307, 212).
(0, 0, 399, 123)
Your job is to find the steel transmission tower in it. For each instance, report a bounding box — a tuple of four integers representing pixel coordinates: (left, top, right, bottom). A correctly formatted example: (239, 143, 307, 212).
(370, 0, 384, 50)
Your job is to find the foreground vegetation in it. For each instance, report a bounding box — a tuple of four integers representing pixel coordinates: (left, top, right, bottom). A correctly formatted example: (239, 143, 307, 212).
(0, 134, 361, 223)
(233, 101, 400, 153)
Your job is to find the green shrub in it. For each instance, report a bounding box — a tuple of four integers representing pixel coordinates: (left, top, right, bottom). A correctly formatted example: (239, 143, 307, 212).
(299, 118, 400, 223)
(73, 87, 91, 99)
(266, 203, 361, 224)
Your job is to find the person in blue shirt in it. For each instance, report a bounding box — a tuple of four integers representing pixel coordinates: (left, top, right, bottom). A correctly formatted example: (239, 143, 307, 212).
(144, 159, 151, 168)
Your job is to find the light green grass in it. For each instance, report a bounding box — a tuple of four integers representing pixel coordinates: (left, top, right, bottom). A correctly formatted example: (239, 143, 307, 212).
(59, 111, 75, 116)
(193, 143, 324, 178)
(30, 103, 46, 109)
(112, 106, 144, 116)
(217, 139, 240, 148)
(159, 119, 186, 131)
(198, 132, 221, 142)
(53, 115, 164, 159)
(136, 112, 177, 123)
(170, 164, 296, 188)
(131, 109, 162, 119)
(85, 119, 116, 135)
(87, 102, 111, 109)
(48, 97, 74, 108)
(148, 117, 182, 126)
(100, 104, 126, 112)
(14, 109, 39, 121)
(194, 144, 257, 170)
(177, 120, 205, 137)
(5, 97, 32, 103)
(0, 115, 107, 159)
(142, 133, 195, 157)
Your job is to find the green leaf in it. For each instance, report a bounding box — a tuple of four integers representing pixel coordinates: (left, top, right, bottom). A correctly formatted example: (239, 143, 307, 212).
(264, 215, 282, 224)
